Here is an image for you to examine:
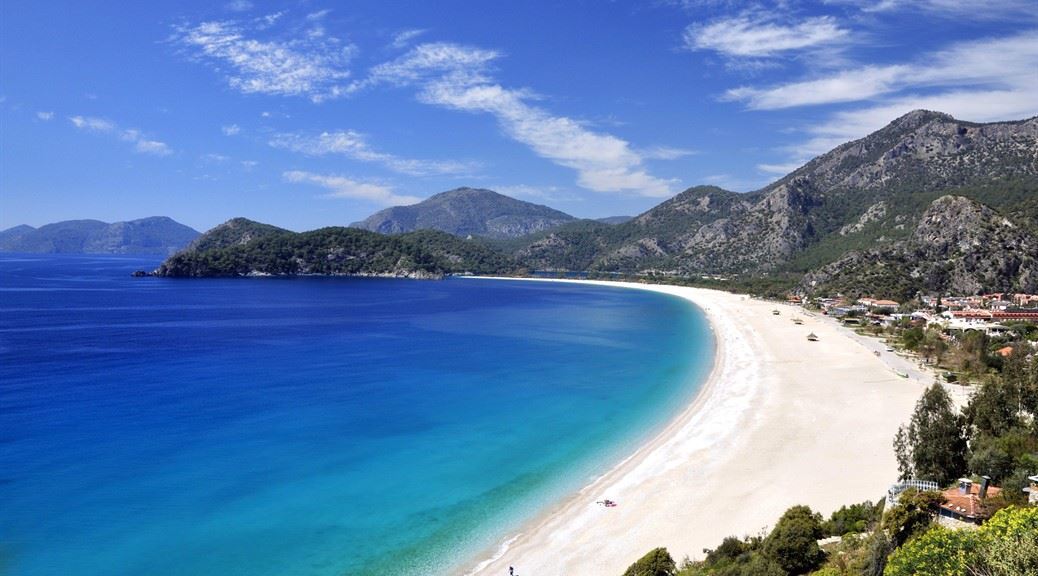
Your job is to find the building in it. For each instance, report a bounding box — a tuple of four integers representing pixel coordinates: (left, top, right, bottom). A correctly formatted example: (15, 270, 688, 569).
(938, 477, 1001, 526)
(1026, 475, 1038, 505)
(887, 479, 939, 506)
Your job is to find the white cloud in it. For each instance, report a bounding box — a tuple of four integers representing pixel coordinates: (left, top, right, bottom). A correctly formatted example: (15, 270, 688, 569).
(685, 15, 850, 58)
(420, 78, 677, 197)
(795, 88, 1038, 158)
(269, 130, 474, 176)
(69, 115, 115, 132)
(36, 111, 54, 121)
(69, 115, 172, 156)
(135, 139, 173, 156)
(222, 123, 241, 135)
(831, 0, 1038, 19)
(282, 170, 420, 205)
(359, 42, 499, 91)
(757, 162, 803, 175)
(724, 30, 1038, 168)
(725, 65, 909, 109)
(726, 32, 1038, 110)
(241, 160, 259, 170)
(356, 43, 678, 198)
(391, 29, 426, 50)
(172, 18, 356, 102)
(640, 146, 698, 160)
(492, 184, 582, 203)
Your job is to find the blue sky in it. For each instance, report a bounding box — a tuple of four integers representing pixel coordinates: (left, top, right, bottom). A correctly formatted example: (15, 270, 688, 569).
(2, 0, 1036, 232)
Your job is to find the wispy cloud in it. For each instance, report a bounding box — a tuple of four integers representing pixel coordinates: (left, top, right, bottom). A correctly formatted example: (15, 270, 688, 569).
(36, 111, 55, 121)
(492, 184, 582, 203)
(282, 170, 420, 205)
(793, 87, 1038, 160)
(757, 162, 803, 175)
(640, 146, 698, 160)
(69, 116, 173, 156)
(356, 43, 678, 198)
(725, 32, 1038, 110)
(359, 42, 499, 90)
(725, 65, 909, 109)
(831, 0, 1038, 20)
(391, 29, 426, 50)
(685, 14, 850, 58)
(132, 138, 173, 156)
(171, 16, 357, 102)
(269, 130, 475, 176)
(69, 115, 115, 132)
(221, 123, 241, 136)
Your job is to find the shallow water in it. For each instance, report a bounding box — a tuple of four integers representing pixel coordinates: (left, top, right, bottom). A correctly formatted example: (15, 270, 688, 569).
(0, 255, 712, 575)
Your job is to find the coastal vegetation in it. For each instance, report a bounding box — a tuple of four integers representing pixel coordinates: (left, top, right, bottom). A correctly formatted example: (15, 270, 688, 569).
(155, 226, 516, 277)
(627, 346, 1038, 576)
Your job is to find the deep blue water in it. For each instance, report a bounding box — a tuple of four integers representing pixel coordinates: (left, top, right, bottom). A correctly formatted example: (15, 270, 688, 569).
(0, 254, 712, 576)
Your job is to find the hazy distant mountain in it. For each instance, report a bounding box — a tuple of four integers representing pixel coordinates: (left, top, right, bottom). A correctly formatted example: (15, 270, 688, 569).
(0, 225, 37, 247)
(596, 216, 633, 225)
(351, 187, 576, 239)
(0, 217, 200, 256)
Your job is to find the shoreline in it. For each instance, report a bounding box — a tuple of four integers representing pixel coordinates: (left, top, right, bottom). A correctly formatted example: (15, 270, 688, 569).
(458, 279, 931, 575)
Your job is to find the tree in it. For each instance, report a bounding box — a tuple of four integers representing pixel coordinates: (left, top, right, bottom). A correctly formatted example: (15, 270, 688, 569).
(823, 500, 882, 536)
(883, 525, 978, 576)
(860, 530, 892, 576)
(970, 506, 1038, 576)
(901, 326, 924, 351)
(919, 328, 948, 365)
(762, 505, 826, 575)
(624, 547, 677, 576)
(893, 383, 967, 485)
(883, 488, 946, 547)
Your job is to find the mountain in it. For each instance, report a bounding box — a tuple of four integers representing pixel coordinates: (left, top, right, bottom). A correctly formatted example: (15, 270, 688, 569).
(0, 225, 37, 247)
(155, 225, 515, 278)
(351, 187, 576, 239)
(596, 216, 633, 225)
(0, 217, 200, 255)
(185, 217, 289, 252)
(802, 195, 1038, 299)
(155, 110, 1038, 295)
(514, 111, 1038, 279)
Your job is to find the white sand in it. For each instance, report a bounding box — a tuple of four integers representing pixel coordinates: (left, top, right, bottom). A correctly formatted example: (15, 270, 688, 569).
(460, 280, 932, 575)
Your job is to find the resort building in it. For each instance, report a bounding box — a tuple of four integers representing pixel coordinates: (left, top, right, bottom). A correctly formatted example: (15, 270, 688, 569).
(937, 477, 1001, 527)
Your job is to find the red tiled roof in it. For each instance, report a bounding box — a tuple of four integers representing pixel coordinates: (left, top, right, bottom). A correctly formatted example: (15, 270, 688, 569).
(940, 484, 1001, 519)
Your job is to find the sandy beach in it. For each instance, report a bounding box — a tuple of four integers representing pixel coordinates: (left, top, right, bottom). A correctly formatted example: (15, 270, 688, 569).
(462, 280, 933, 575)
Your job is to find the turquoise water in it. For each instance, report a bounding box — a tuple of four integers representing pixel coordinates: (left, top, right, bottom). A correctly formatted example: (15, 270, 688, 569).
(0, 255, 713, 575)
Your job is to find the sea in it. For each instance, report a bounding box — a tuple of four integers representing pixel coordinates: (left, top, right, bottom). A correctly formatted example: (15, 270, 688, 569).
(0, 254, 713, 576)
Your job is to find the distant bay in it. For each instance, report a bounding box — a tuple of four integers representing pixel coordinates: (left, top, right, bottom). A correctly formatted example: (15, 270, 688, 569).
(0, 255, 712, 576)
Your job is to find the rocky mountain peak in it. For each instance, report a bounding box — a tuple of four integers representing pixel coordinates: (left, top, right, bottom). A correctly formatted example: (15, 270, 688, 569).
(351, 187, 575, 239)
